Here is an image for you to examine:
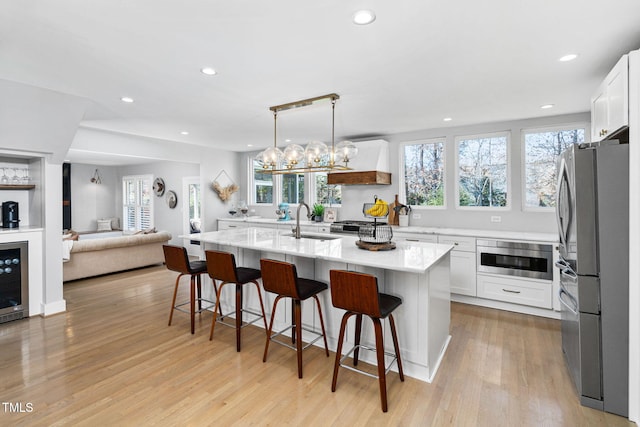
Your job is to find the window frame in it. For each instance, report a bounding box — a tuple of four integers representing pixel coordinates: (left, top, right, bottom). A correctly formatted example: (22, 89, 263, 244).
(399, 138, 447, 210)
(455, 131, 511, 210)
(248, 157, 275, 206)
(308, 171, 342, 207)
(521, 122, 588, 212)
(122, 174, 154, 231)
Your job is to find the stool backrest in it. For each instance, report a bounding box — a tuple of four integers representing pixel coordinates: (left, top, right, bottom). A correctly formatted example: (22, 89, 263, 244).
(205, 250, 238, 283)
(329, 270, 381, 318)
(260, 259, 299, 299)
(163, 245, 191, 274)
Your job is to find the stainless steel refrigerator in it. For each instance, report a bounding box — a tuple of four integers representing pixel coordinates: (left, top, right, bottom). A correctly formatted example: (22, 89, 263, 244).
(555, 141, 629, 416)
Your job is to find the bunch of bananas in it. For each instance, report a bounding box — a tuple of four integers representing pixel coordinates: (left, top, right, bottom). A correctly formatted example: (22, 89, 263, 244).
(365, 198, 389, 217)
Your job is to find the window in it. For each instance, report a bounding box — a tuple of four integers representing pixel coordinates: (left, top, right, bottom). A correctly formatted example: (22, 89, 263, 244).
(313, 173, 341, 206)
(250, 159, 273, 205)
(122, 175, 153, 231)
(402, 139, 445, 207)
(281, 172, 304, 204)
(457, 132, 509, 208)
(523, 125, 586, 208)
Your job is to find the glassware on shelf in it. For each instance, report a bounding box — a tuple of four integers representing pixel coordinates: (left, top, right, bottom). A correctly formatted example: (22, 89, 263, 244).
(21, 168, 29, 184)
(4, 168, 15, 184)
(14, 168, 24, 184)
(0, 168, 7, 185)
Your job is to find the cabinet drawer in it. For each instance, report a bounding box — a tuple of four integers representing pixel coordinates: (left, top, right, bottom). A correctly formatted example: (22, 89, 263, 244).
(477, 274, 552, 309)
(438, 235, 475, 252)
(217, 220, 248, 230)
(394, 233, 437, 243)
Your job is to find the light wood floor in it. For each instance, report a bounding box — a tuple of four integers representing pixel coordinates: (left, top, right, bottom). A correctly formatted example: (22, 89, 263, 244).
(0, 266, 633, 427)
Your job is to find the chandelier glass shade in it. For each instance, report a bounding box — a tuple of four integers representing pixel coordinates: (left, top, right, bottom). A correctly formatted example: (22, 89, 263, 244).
(257, 93, 356, 174)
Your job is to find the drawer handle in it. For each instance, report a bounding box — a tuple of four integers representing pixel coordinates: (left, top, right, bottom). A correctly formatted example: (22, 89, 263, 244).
(454, 242, 459, 245)
(406, 239, 419, 242)
(502, 288, 521, 294)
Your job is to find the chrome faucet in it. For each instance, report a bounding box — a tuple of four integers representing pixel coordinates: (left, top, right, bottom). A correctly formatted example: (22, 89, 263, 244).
(293, 202, 311, 239)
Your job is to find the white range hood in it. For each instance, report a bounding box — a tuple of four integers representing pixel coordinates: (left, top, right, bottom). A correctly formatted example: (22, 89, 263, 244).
(328, 139, 391, 185)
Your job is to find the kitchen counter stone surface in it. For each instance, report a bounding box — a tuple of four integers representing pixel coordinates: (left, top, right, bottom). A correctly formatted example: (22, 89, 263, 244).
(187, 227, 453, 274)
(218, 217, 557, 243)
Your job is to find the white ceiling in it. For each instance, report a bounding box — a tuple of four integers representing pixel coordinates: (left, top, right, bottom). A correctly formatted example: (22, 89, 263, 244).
(2, 1, 640, 163)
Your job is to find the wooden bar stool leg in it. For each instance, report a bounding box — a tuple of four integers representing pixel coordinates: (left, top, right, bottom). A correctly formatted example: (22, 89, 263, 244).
(209, 282, 228, 340)
(190, 275, 196, 334)
(294, 299, 303, 378)
(263, 295, 284, 362)
(332, 312, 352, 392)
(235, 284, 243, 352)
(353, 313, 363, 366)
(389, 314, 404, 381)
(252, 280, 268, 331)
(197, 274, 202, 312)
(373, 318, 388, 412)
(168, 274, 183, 326)
(312, 295, 329, 356)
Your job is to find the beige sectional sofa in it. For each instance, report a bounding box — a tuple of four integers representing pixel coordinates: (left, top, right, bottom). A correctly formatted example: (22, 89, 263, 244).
(63, 231, 172, 282)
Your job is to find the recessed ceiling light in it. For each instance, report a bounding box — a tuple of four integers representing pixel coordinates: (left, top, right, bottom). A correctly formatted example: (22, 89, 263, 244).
(353, 10, 376, 25)
(247, 144, 254, 147)
(201, 67, 217, 75)
(540, 104, 554, 109)
(120, 96, 134, 103)
(285, 139, 292, 143)
(443, 117, 453, 122)
(559, 54, 578, 62)
(180, 131, 189, 135)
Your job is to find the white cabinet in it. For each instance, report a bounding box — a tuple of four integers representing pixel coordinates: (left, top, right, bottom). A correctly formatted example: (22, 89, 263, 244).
(477, 273, 553, 309)
(591, 54, 629, 142)
(393, 232, 437, 243)
(217, 220, 250, 230)
(438, 235, 476, 297)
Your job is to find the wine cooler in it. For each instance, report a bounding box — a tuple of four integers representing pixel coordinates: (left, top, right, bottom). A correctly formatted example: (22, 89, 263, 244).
(0, 241, 28, 324)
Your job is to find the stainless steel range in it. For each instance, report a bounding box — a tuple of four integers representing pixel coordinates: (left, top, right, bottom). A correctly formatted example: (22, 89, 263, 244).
(330, 220, 387, 235)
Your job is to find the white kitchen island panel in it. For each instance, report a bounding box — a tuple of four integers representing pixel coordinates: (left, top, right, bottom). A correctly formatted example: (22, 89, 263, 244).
(183, 227, 453, 383)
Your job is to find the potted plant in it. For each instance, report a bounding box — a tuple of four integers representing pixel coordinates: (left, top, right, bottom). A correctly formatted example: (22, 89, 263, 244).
(312, 203, 325, 222)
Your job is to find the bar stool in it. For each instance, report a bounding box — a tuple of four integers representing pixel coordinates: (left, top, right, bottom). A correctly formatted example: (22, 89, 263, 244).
(205, 250, 268, 352)
(329, 269, 404, 412)
(260, 258, 329, 378)
(163, 245, 216, 334)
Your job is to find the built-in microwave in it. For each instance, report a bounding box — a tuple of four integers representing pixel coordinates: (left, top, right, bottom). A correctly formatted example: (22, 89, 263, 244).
(477, 239, 553, 281)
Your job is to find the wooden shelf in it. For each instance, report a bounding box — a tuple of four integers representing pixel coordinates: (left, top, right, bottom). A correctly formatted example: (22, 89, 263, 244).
(0, 184, 36, 190)
(327, 171, 391, 185)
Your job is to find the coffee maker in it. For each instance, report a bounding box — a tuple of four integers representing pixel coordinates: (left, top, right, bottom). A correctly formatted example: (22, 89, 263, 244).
(2, 201, 20, 229)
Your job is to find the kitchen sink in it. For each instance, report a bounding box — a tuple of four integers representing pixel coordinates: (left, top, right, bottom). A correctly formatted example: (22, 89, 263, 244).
(282, 233, 340, 241)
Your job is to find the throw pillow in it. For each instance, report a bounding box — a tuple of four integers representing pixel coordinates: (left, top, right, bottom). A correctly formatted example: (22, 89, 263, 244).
(109, 217, 121, 230)
(97, 219, 112, 231)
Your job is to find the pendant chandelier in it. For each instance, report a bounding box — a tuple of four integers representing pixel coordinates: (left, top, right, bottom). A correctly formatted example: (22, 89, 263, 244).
(257, 93, 358, 174)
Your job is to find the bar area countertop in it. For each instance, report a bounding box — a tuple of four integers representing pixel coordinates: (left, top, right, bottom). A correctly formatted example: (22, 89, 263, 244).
(183, 227, 454, 383)
(189, 227, 453, 274)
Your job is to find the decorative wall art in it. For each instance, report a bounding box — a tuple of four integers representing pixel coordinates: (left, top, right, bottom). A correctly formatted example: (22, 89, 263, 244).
(153, 177, 166, 197)
(165, 190, 177, 209)
(212, 170, 239, 202)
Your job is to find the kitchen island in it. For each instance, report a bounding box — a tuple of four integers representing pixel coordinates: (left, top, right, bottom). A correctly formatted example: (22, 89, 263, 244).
(183, 227, 454, 382)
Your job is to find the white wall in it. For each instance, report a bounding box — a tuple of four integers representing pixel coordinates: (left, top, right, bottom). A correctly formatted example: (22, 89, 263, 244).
(0, 80, 90, 316)
(116, 161, 200, 245)
(69, 164, 118, 231)
(244, 112, 589, 233)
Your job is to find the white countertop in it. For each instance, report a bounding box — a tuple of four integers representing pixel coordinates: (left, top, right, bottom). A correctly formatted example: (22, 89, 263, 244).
(391, 226, 558, 243)
(185, 227, 454, 274)
(218, 217, 558, 243)
(0, 226, 44, 234)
